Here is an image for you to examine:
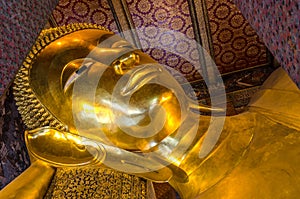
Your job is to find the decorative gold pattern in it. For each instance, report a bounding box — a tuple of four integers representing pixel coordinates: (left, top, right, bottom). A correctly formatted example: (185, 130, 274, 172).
(44, 167, 147, 199)
(153, 183, 177, 199)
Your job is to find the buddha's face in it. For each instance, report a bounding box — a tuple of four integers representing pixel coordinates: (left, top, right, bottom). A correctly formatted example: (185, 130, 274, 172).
(30, 29, 187, 151)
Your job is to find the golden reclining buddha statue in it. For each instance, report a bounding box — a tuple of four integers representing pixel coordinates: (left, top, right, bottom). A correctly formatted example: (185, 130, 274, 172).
(1, 23, 300, 199)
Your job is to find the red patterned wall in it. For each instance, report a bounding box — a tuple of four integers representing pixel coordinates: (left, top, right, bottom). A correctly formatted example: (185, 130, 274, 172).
(0, 0, 59, 97)
(51, 0, 273, 83)
(126, 0, 202, 82)
(206, 0, 269, 74)
(53, 0, 118, 32)
(233, 0, 300, 88)
(50, 0, 276, 114)
(0, 0, 58, 189)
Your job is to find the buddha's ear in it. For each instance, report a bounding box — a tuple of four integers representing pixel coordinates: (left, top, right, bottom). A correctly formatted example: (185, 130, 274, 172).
(25, 127, 106, 167)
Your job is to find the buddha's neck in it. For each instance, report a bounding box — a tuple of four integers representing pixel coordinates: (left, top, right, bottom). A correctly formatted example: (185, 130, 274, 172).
(169, 112, 255, 199)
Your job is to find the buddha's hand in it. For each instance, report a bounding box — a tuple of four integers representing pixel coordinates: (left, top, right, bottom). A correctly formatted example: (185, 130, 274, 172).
(25, 126, 175, 182)
(25, 126, 106, 167)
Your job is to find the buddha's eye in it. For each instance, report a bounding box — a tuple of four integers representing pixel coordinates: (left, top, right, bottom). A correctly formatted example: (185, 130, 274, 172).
(63, 61, 94, 93)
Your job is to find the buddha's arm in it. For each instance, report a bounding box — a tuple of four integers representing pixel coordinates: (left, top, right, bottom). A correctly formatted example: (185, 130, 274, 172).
(170, 68, 300, 198)
(167, 114, 255, 199)
(0, 160, 55, 199)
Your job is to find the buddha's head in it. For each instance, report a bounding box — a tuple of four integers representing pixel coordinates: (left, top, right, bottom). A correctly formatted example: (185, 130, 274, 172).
(14, 24, 195, 152)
